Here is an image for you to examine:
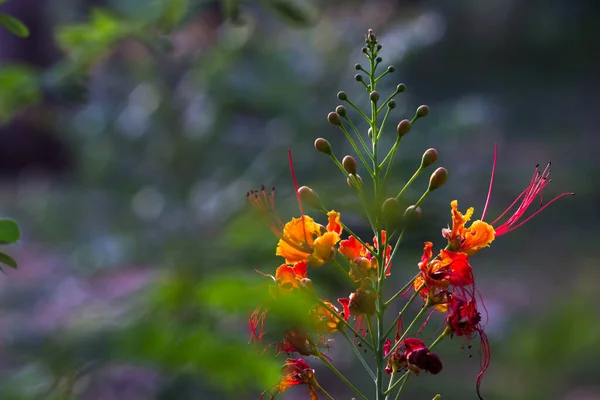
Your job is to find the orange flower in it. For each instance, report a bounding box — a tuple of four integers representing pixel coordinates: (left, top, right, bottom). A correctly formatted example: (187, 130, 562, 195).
(443, 146, 573, 255)
(248, 187, 342, 266)
(310, 300, 341, 334)
(338, 230, 392, 282)
(414, 242, 473, 312)
(263, 358, 319, 400)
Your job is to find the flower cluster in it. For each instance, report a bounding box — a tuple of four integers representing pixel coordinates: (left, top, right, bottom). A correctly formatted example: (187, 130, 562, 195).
(247, 30, 572, 400)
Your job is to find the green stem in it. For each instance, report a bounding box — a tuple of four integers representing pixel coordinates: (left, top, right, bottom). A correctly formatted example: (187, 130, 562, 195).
(393, 372, 410, 400)
(377, 104, 393, 140)
(338, 124, 374, 176)
(395, 167, 424, 200)
(384, 273, 418, 307)
(340, 329, 377, 380)
(383, 283, 424, 340)
(386, 302, 431, 358)
(316, 352, 369, 400)
(344, 115, 373, 157)
(383, 370, 405, 397)
(345, 97, 372, 124)
(331, 259, 360, 287)
(315, 383, 336, 400)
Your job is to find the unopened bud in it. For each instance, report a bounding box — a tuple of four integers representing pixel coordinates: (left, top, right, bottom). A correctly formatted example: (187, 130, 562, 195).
(298, 186, 322, 210)
(354, 63, 362, 70)
(415, 105, 430, 119)
(361, 47, 368, 54)
(335, 105, 346, 117)
(337, 91, 348, 101)
(349, 288, 377, 316)
(314, 138, 332, 155)
(421, 148, 438, 168)
(375, 56, 382, 63)
(403, 205, 422, 223)
(428, 167, 448, 191)
(376, 44, 382, 51)
(327, 112, 341, 126)
(397, 119, 412, 136)
(342, 155, 357, 174)
(387, 65, 395, 73)
(397, 83, 406, 93)
(355, 74, 363, 82)
(382, 197, 402, 226)
(347, 173, 363, 189)
(370, 91, 380, 102)
(388, 100, 396, 109)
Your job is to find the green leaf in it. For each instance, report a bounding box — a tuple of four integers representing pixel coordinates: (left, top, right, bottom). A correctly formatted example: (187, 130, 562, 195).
(158, 0, 188, 31)
(0, 219, 21, 244)
(0, 13, 30, 37)
(264, 0, 318, 27)
(0, 252, 17, 269)
(0, 64, 41, 124)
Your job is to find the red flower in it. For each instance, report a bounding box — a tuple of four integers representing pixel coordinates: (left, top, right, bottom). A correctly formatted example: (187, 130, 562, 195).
(263, 358, 319, 400)
(338, 231, 392, 282)
(446, 296, 490, 400)
(384, 337, 443, 375)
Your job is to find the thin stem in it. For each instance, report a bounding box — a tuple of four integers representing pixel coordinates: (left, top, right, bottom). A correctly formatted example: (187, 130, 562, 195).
(384, 273, 419, 307)
(383, 370, 405, 397)
(383, 284, 424, 340)
(345, 98, 372, 124)
(377, 104, 393, 140)
(386, 303, 431, 358)
(332, 259, 360, 288)
(393, 372, 410, 400)
(338, 124, 374, 176)
(344, 115, 373, 157)
(395, 167, 424, 200)
(385, 371, 397, 397)
(340, 329, 377, 380)
(316, 352, 369, 400)
(316, 299, 375, 351)
(377, 88, 400, 113)
(315, 383, 336, 400)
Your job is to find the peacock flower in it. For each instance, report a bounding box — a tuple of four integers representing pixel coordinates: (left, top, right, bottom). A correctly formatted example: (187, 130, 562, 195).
(257, 261, 310, 295)
(384, 337, 443, 375)
(310, 300, 342, 334)
(263, 358, 319, 400)
(414, 242, 473, 311)
(248, 186, 342, 266)
(338, 230, 392, 282)
(443, 145, 573, 255)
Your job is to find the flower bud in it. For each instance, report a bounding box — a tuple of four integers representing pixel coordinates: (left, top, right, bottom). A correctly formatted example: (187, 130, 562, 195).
(349, 288, 378, 316)
(420, 148, 438, 168)
(370, 91, 380, 102)
(298, 186, 322, 210)
(375, 56, 382, 63)
(355, 74, 363, 82)
(415, 105, 430, 119)
(342, 155, 357, 174)
(397, 119, 411, 137)
(397, 83, 406, 93)
(382, 197, 402, 226)
(428, 167, 448, 191)
(388, 100, 396, 109)
(337, 91, 347, 101)
(354, 63, 362, 70)
(314, 138, 332, 155)
(362, 47, 368, 55)
(347, 173, 363, 189)
(327, 111, 341, 126)
(403, 205, 422, 223)
(335, 105, 346, 117)
(387, 65, 395, 73)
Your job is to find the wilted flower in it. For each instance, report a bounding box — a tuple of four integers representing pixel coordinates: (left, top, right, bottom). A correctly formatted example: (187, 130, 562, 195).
(385, 337, 443, 375)
(263, 358, 320, 400)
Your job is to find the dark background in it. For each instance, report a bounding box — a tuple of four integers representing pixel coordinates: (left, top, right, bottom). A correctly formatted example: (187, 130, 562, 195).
(0, 0, 598, 399)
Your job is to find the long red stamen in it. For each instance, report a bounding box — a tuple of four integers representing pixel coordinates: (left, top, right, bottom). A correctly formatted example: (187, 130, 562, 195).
(475, 330, 491, 400)
(481, 144, 497, 221)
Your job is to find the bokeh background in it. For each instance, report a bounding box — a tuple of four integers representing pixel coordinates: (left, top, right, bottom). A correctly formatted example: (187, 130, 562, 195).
(0, 0, 598, 399)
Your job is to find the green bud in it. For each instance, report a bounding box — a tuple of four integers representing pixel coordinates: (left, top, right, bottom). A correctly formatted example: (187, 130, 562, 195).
(415, 105, 430, 119)
(347, 173, 363, 189)
(376, 44, 382, 51)
(335, 105, 346, 117)
(397, 119, 412, 136)
(342, 155, 357, 174)
(337, 91, 348, 101)
(387, 65, 395, 73)
(298, 186, 323, 210)
(375, 56, 382, 63)
(428, 167, 448, 191)
(327, 112, 341, 126)
(314, 138, 332, 155)
(355, 74, 363, 82)
(397, 83, 406, 93)
(388, 100, 396, 109)
(362, 47, 368, 54)
(421, 148, 438, 168)
(354, 63, 362, 70)
(370, 91, 380, 102)
(382, 197, 402, 227)
(403, 205, 422, 223)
